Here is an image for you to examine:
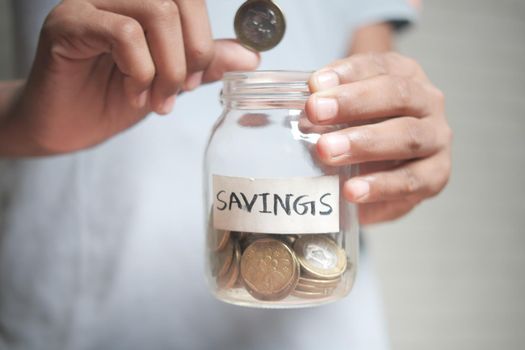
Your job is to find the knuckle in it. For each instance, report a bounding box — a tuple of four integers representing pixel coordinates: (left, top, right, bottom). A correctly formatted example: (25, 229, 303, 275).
(426, 153, 452, 198)
(163, 67, 187, 92)
(333, 58, 358, 82)
(41, 3, 88, 58)
(429, 170, 450, 197)
(368, 52, 389, 74)
(41, 3, 73, 38)
(186, 41, 215, 70)
(135, 66, 155, 86)
(114, 18, 143, 43)
(390, 75, 412, 110)
(149, 0, 179, 20)
(400, 167, 421, 195)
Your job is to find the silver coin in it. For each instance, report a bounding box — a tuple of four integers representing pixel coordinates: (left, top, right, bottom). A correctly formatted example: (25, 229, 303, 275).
(234, 0, 286, 52)
(293, 235, 347, 280)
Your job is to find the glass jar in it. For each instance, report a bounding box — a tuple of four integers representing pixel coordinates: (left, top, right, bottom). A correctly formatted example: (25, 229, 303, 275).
(203, 71, 359, 308)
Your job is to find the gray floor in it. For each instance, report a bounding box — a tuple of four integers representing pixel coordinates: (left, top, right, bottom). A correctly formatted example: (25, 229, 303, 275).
(1, 1, 524, 349)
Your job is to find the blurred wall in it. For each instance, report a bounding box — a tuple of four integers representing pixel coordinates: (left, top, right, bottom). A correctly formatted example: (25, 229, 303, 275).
(367, 0, 525, 349)
(1, 0, 524, 349)
(0, 0, 13, 79)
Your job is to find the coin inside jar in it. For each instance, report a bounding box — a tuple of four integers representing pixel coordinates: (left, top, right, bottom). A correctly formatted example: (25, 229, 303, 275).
(298, 276, 341, 288)
(240, 233, 272, 251)
(240, 238, 299, 301)
(218, 242, 241, 289)
(211, 238, 234, 278)
(293, 235, 347, 280)
(211, 229, 231, 252)
(291, 289, 331, 299)
(234, 0, 286, 52)
(294, 275, 339, 296)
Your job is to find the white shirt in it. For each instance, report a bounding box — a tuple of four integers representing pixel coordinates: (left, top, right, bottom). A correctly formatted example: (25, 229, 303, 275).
(0, 1, 416, 349)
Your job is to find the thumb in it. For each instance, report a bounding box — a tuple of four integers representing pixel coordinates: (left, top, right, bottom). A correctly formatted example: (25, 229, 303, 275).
(202, 39, 261, 84)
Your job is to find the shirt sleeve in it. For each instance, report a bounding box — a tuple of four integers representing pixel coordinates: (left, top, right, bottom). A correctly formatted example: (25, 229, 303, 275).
(344, 0, 420, 30)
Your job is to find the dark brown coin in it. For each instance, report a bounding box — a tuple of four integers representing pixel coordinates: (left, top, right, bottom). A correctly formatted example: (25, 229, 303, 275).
(234, 0, 286, 52)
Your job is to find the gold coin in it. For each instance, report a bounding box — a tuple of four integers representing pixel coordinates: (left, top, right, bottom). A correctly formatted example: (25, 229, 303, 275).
(291, 289, 330, 299)
(298, 276, 341, 288)
(240, 238, 299, 301)
(248, 252, 300, 301)
(211, 238, 234, 278)
(234, 0, 286, 52)
(218, 242, 241, 289)
(293, 235, 347, 280)
(295, 283, 334, 293)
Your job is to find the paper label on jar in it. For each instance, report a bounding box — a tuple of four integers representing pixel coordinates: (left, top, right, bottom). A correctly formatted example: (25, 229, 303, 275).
(212, 175, 340, 234)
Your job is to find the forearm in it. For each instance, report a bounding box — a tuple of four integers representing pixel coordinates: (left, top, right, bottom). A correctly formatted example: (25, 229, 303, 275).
(348, 22, 394, 55)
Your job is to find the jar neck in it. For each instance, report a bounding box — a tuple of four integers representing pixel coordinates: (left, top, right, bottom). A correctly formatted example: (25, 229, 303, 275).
(221, 71, 311, 110)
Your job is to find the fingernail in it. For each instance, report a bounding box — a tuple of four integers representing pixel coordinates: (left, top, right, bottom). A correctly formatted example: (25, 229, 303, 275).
(323, 134, 350, 158)
(184, 71, 204, 91)
(314, 70, 339, 90)
(159, 95, 176, 115)
(314, 97, 338, 122)
(136, 90, 148, 108)
(347, 179, 370, 200)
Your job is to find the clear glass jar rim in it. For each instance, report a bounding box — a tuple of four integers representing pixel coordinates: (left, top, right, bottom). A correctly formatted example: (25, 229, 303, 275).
(222, 70, 312, 101)
(223, 70, 313, 82)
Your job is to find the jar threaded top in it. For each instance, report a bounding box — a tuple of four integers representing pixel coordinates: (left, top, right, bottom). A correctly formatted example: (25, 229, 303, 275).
(221, 71, 311, 109)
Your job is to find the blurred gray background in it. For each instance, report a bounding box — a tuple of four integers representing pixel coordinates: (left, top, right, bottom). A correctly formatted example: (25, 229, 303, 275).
(1, 0, 524, 349)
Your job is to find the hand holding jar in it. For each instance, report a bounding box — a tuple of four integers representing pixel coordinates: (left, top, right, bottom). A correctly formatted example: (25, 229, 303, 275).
(306, 52, 453, 225)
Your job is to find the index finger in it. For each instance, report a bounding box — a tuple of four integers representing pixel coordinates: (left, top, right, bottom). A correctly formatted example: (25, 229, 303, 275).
(309, 52, 424, 92)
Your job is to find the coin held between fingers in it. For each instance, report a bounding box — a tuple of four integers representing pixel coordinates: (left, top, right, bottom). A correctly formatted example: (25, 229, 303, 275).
(234, 0, 286, 52)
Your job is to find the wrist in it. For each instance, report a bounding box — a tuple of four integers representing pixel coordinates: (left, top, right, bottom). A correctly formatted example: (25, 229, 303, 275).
(0, 81, 49, 157)
(349, 22, 394, 55)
